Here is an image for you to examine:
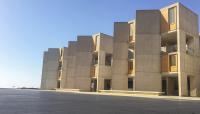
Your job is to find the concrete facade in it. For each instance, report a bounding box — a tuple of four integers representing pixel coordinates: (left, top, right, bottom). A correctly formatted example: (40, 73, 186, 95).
(92, 33, 113, 91)
(65, 41, 77, 89)
(41, 48, 60, 90)
(75, 36, 93, 91)
(112, 22, 129, 90)
(41, 2, 200, 97)
(135, 10, 162, 92)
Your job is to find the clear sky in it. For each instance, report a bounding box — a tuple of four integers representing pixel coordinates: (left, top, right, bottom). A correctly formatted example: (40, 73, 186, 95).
(0, 0, 199, 88)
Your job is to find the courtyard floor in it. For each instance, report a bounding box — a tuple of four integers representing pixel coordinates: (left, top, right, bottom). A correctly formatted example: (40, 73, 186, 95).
(0, 89, 199, 114)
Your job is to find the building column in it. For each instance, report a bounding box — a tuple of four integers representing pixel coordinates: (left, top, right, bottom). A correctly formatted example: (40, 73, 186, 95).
(177, 29, 188, 96)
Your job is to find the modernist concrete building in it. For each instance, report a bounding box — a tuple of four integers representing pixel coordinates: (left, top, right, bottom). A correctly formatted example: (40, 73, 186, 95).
(41, 2, 200, 97)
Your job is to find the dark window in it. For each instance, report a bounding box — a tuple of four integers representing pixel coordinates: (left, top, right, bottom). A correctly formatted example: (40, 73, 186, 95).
(128, 78, 133, 90)
(105, 54, 112, 66)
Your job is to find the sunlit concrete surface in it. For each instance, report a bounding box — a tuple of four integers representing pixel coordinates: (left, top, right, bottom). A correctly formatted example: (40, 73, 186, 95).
(0, 89, 200, 114)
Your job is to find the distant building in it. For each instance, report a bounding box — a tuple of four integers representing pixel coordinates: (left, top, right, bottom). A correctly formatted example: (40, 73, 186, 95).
(41, 2, 200, 97)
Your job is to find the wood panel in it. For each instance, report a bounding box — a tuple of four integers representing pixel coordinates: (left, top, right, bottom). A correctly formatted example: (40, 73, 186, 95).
(161, 53, 169, 72)
(161, 9, 169, 33)
(90, 66, 95, 77)
(128, 61, 133, 74)
(169, 54, 178, 72)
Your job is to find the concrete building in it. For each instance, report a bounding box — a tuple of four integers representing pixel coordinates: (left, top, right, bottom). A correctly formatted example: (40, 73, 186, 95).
(41, 2, 200, 97)
(41, 48, 61, 90)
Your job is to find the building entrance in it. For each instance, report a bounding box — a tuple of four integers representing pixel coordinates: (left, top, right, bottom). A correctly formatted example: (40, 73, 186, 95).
(162, 78, 167, 95)
(187, 76, 191, 96)
(104, 79, 111, 90)
(57, 80, 60, 89)
(91, 79, 97, 92)
(128, 78, 133, 90)
(162, 77, 179, 96)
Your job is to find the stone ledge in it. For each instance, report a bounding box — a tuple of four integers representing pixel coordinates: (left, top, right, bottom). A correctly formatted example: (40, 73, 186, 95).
(56, 89, 81, 92)
(99, 90, 163, 96)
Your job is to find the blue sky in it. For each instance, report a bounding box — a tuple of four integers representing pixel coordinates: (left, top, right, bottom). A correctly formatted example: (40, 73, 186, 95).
(0, 0, 199, 88)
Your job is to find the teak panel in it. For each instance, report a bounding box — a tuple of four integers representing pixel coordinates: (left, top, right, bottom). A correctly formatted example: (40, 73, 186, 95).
(161, 9, 169, 33)
(161, 53, 169, 72)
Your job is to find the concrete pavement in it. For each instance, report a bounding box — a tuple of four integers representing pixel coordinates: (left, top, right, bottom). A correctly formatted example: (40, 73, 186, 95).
(0, 89, 199, 114)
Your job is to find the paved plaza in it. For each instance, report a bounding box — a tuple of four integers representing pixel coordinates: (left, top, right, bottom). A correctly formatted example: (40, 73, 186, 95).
(0, 89, 199, 114)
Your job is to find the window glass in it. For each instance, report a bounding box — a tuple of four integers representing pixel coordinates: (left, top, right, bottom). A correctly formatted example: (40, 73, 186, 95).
(170, 54, 176, 66)
(169, 7, 175, 24)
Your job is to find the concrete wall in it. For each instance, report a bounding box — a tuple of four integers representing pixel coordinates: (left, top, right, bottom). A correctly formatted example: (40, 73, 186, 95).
(75, 36, 93, 91)
(65, 41, 77, 89)
(40, 48, 60, 90)
(112, 22, 129, 90)
(93, 33, 113, 91)
(179, 3, 199, 37)
(177, 3, 200, 96)
(135, 10, 161, 92)
(40, 51, 48, 89)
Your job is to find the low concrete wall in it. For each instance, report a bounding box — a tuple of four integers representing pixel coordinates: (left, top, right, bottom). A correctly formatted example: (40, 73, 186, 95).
(56, 88, 81, 92)
(99, 90, 164, 96)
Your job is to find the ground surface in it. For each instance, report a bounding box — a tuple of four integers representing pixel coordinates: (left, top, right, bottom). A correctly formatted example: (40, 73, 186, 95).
(0, 89, 199, 114)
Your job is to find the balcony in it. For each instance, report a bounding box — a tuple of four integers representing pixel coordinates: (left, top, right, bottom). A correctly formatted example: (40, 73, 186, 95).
(161, 52, 178, 73)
